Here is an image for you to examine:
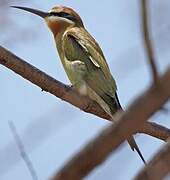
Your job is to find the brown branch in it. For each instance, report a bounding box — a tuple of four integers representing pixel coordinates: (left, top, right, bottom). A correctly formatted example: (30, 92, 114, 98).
(139, 122, 170, 141)
(0, 45, 107, 119)
(134, 4, 170, 179)
(135, 140, 170, 180)
(0, 46, 170, 141)
(9, 121, 38, 180)
(141, 0, 159, 83)
(52, 69, 170, 180)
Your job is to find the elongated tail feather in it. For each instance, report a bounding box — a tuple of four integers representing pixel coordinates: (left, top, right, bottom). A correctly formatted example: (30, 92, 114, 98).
(128, 137, 146, 164)
(115, 93, 146, 164)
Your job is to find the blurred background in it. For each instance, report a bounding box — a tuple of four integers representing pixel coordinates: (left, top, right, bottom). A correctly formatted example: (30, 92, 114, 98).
(1, 0, 170, 179)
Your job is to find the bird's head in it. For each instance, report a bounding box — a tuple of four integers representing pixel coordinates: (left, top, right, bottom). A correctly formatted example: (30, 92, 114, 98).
(11, 6, 84, 36)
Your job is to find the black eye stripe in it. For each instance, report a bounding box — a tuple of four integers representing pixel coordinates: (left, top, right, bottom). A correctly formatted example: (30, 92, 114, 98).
(49, 12, 70, 17)
(49, 11, 77, 22)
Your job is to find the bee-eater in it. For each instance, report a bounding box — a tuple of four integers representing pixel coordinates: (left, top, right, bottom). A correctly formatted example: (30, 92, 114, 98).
(11, 5, 145, 164)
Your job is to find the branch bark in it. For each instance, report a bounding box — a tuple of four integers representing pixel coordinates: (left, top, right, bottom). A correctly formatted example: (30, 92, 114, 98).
(52, 68, 170, 180)
(0, 45, 170, 141)
(135, 140, 170, 180)
(141, 0, 159, 83)
(139, 122, 170, 141)
(0, 45, 107, 119)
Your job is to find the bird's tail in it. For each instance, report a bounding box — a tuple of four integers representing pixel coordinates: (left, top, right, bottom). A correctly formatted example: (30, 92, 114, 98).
(127, 137, 146, 164)
(115, 93, 146, 164)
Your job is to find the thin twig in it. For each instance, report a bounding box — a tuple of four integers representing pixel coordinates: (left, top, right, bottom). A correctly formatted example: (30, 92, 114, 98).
(135, 140, 170, 180)
(141, 0, 159, 84)
(9, 121, 38, 180)
(0, 46, 170, 141)
(52, 69, 170, 180)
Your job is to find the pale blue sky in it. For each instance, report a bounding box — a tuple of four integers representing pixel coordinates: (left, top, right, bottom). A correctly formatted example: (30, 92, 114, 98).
(1, 1, 170, 180)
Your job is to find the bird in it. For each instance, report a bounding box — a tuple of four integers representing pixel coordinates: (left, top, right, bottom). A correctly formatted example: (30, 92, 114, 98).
(11, 5, 146, 164)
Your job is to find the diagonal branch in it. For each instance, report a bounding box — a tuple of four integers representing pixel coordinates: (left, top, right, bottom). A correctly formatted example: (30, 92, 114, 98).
(0, 46, 170, 141)
(52, 69, 170, 180)
(141, 0, 159, 84)
(135, 140, 170, 180)
(0, 45, 107, 119)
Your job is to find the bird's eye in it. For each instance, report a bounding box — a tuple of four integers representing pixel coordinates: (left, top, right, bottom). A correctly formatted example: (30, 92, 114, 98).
(58, 12, 71, 17)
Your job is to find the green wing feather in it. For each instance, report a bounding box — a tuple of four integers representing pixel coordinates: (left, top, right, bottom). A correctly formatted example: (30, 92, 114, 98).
(65, 27, 113, 79)
(63, 27, 117, 106)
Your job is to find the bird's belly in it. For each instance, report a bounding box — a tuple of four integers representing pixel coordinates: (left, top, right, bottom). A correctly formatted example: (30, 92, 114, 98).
(63, 59, 113, 116)
(63, 59, 87, 92)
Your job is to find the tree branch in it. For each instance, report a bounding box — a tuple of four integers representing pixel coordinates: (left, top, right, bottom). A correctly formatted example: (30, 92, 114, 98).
(9, 121, 38, 180)
(0, 46, 170, 142)
(52, 69, 170, 180)
(0, 45, 107, 119)
(141, 0, 159, 84)
(139, 122, 170, 141)
(134, 3, 170, 179)
(135, 140, 170, 180)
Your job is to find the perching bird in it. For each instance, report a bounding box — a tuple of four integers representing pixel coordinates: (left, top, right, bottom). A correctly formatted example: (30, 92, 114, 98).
(11, 5, 146, 164)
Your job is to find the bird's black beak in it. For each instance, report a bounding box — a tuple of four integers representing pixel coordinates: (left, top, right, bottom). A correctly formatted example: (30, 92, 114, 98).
(11, 6, 49, 18)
